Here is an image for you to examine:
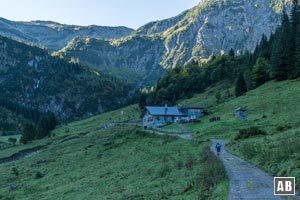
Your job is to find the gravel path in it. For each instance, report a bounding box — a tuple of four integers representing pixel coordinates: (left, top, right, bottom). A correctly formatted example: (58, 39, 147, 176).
(211, 140, 300, 200)
(142, 129, 300, 199)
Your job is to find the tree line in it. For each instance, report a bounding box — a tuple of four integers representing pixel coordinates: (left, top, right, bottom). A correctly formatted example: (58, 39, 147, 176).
(0, 99, 42, 123)
(21, 112, 56, 144)
(0, 99, 57, 143)
(139, 1, 300, 108)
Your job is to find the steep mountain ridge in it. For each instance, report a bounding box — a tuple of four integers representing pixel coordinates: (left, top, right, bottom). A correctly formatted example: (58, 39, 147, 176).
(133, 10, 189, 36)
(159, 0, 288, 67)
(0, 17, 134, 51)
(55, 0, 291, 86)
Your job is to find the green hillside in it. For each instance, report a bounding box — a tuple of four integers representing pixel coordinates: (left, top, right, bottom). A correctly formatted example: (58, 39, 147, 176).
(0, 104, 227, 200)
(180, 79, 300, 187)
(180, 80, 299, 138)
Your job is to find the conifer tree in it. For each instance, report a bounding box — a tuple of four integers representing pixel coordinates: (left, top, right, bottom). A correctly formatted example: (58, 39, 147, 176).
(294, 17, 300, 78)
(292, 0, 300, 78)
(252, 57, 269, 88)
(258, 34, 271, 59)
(288, 0, 300, 78)
(271, 10, 290, 80)
(21, 124, 36, 144)
(235, 73, 247, 97)
(229, 48, 235, 57)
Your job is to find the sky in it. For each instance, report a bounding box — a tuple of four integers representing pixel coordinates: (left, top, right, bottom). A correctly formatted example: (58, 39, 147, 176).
(0, 0, 200, 29)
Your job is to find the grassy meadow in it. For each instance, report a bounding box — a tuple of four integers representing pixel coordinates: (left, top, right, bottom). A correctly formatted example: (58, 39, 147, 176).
(180, 80, 299, 137)
(181, 79, 300, 189)
(0, 105, 228, 200)
(52, 104, 141, 137)
(0, 135, 21, 145)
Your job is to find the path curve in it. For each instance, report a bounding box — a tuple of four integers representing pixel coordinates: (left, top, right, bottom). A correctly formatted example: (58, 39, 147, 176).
(211, 140, 294, 200)
(113, 126, 299, 199)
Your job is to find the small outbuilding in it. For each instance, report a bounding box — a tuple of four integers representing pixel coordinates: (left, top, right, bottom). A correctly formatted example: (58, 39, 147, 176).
(235, 107, 247, 122)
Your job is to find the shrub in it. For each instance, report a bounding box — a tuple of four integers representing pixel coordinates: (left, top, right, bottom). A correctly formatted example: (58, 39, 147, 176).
(8, 138, 17, 146)
(35, 171, 43, 179)
(238, 141, 257, 159)
(12, 167, 19, 176)
(158, 156, 171, 177)
(158, 163, 170, 178)
(235, 126, 266, 140)
(185, 153, 196, 170)
(197, 146, 227, 199)
(176, 159, 183, 169)
(276, 125, 291, 132)
(21, 123, 36, 144)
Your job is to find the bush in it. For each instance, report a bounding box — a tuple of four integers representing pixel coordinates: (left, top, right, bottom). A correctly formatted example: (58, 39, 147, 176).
(185, 153, 196, 170)
(8, 137, 17, 146)
(276, 125, 291, 132)
(158, 156, 171, 178)
(35, 171, 43, 179)
(21, 123, 36, 144)
(197, 146, 227, 199)
(235, 126, 266, 140)
(12, 167, 19, 176)
(239, 141, 258, 159)
(158, 163, 170, 178)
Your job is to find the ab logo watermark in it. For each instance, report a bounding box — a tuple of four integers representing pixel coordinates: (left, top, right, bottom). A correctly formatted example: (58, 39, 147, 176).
(274, 177, 295, 196)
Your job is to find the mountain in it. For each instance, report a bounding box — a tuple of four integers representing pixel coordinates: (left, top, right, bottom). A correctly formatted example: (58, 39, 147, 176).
(154, 0, 289, 67)
(0, 35, 130, 122)
(0, 18, 134, 51)
(54, 0, 291, 87)
(54, 35, 165, 87)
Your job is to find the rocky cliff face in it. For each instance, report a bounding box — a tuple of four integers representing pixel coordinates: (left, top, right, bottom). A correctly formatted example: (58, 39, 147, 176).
(159, 0, 290, 68)
(133, 10, 188, 35)
(0, 18, 134, 51)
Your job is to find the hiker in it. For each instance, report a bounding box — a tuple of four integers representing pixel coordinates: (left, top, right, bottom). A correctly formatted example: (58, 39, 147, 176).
(215, 142, 221, 155)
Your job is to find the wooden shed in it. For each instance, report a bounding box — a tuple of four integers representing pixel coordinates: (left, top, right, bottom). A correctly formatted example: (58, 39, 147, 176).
(235, 107, 247, 122)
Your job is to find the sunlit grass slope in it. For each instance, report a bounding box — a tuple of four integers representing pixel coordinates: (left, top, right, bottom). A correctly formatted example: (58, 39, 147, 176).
(180, 79, 300, 139)
(181, 79, 300, 188)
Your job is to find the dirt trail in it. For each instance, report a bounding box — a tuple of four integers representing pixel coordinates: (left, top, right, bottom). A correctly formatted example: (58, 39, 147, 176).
(129, 127, 300, 199)
(212, 140, 300, 200)
(0, 145, 45, 164)
(142, 129, 193, 140)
